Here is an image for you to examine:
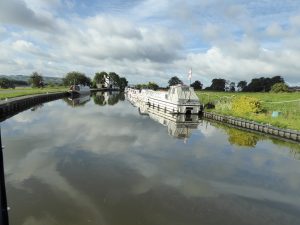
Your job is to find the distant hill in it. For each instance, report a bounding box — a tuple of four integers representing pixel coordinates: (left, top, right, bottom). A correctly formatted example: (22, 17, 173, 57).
(0, 74, 63, 84)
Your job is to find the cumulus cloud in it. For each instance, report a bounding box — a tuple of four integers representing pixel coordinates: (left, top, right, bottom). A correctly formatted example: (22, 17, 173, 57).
(0, 0, 57, 31)
(0, 0, 299, 85)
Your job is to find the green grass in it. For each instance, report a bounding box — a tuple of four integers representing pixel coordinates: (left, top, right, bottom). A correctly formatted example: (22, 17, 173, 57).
(196, 91, 300, 131)
(0, 86, 68, 100)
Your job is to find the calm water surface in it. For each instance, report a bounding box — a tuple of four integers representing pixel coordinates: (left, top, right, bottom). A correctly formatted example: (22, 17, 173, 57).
(1, 92, 300, 225)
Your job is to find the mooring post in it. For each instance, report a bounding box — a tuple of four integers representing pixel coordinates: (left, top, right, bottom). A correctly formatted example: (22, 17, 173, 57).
(0, 127, 9, 225)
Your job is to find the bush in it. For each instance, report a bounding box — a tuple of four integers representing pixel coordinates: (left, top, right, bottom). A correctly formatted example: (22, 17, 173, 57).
(271, 83, 289, 93)
(231, 96, 262, 115)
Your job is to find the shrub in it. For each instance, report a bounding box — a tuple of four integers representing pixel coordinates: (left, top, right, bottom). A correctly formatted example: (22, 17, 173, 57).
(271, 82, 289, 93)
(231, 96, 262, 115)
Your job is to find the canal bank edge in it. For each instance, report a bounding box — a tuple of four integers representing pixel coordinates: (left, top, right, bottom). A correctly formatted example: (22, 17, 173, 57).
(203, 111, 300, 143)
(0, 92, 68, 122)
(0, 88, 120, 122)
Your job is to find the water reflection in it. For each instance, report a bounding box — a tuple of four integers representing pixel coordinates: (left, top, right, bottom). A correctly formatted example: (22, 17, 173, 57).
(1, 95, 300, 225)
(63, 95, 91, 107)
(211, 121, 300, 157)
(93, 91, 125, 106)
(127, 97, 201, 140)
(30, 104, 44, 112)
(212, 123, 262, 147)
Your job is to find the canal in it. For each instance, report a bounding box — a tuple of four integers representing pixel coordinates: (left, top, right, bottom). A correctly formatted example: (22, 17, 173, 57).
(1, 92, 300, 225)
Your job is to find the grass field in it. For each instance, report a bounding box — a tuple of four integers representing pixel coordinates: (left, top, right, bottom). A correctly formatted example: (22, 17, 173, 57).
(196, 91, 300, 131)
(0, 86, 68, 100)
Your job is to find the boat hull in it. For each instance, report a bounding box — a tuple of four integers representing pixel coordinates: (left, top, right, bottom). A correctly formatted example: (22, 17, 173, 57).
(147, 97, 201, 114)
(68, 90, 90, 98)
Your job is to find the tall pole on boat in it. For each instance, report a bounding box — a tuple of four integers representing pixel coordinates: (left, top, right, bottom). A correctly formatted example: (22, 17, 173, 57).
(188, 68, 192, 87)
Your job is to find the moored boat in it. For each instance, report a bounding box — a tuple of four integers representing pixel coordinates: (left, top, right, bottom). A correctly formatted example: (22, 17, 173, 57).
(68, 84, 91, 97)
(126, 85, 203, 115)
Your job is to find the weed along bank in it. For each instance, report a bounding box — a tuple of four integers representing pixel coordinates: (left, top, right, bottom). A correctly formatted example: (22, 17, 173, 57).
(196, 91, 300, 140)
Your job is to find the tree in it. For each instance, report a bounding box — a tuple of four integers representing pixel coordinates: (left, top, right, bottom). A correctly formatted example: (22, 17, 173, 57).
(244, 78, 264, 92)
(237, 81, 247, 91)
(209, 78, 226, 91)
(271, 83, 289, 93)
(108, 72, 120, 87)
(28, 72, 44, 88)
(134, 82, 159, 90)
(63, 71, 91, 86)
(229, 82, 235, 92)
(93, 71, 108, 88)
(191, 80, 203, 90)
(0, 78, 15, 89)
(118, 77, 128, 90)
(245, 76, 285, 92)
(168, 76, 183, 86)
(271, 75, 284, 85)
(147, 82, 159, 90)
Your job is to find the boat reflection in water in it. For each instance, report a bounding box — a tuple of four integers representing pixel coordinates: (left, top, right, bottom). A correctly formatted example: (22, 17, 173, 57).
(128, 96, 201, 140)
(64, 95, 91, 107)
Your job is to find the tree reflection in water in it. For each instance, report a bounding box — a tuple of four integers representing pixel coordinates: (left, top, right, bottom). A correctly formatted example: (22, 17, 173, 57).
(93, 91, 125, 106)
(212, 122, 300, 157)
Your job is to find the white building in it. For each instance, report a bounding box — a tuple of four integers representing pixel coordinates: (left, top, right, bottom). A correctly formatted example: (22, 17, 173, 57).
(96, 74, 118, 89)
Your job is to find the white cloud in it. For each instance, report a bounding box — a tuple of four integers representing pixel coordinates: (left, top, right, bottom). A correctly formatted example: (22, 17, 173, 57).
(0, 0, 58, 31)
(266, 22, 284, 37)
(0, 0, 299, 85)
(12, 40, 35, 51)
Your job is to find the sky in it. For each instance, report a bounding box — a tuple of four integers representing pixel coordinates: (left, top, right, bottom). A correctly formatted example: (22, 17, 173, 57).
(0, 0, 300, 87)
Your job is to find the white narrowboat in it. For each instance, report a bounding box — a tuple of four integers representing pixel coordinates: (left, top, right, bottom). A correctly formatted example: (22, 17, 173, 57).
(146, 85, 202, 114)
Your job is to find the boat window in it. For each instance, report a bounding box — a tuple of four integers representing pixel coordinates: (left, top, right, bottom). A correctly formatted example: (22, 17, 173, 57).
(181, 87, 190, 91)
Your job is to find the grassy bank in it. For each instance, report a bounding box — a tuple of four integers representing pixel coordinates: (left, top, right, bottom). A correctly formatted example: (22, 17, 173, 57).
(0, 86, 68, 100)
(196, 91, 300, 131)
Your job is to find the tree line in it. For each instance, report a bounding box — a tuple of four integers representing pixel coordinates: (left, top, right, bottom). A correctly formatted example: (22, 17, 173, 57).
(22, 71, 128, 90)
(62, 71, 128, 90)
(0, 77, 28, 88)
(204, 75, 287, 92)
(165, 75, 289, 92)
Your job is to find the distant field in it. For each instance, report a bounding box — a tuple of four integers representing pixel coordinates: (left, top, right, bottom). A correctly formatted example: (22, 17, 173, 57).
(0, 86, 68, 100)
(196, 91, 300, 131)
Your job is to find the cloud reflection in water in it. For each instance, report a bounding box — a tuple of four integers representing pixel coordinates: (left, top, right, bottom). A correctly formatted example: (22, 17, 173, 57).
(1, 93, 300, 225)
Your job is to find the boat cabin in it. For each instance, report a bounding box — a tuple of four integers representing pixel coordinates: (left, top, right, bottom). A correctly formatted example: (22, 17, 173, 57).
(165, 85, 199, 104)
